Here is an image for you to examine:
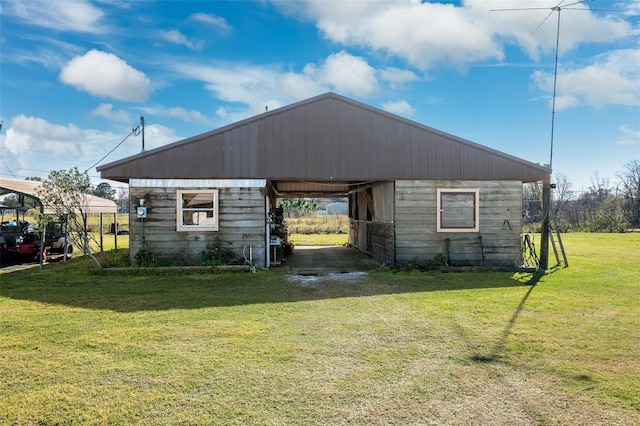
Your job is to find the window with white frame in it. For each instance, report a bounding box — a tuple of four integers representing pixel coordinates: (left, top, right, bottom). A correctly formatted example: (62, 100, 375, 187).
(437, 188, 479, 232)
(177, 189, 219, 231)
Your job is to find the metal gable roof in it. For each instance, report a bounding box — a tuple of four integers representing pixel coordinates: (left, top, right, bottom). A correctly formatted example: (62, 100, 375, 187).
(97, 92, 550, 183)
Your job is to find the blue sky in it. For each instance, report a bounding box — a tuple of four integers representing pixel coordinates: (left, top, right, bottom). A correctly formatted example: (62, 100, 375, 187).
(1, 0, 638, 193)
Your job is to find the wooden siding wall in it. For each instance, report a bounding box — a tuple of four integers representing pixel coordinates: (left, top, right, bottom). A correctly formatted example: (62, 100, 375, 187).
(395, 180, 522, 267)
(350, 181, 395, 264)
(351, 221, 395, 265)
(129, 186, 266, 265)
(372, 181, 394, 222)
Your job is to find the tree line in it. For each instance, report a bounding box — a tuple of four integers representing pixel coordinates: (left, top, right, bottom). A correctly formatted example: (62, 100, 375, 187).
(524, 160, 640, 232)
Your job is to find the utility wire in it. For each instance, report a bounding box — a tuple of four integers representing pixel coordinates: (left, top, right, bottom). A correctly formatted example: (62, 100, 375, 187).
(0, 121, 16, 178)
(84, 125, 141, 174)
(0, 157, 18, 178)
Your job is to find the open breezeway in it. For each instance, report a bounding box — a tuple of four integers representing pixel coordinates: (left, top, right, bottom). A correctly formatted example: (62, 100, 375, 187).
(284, 245, 381, 275)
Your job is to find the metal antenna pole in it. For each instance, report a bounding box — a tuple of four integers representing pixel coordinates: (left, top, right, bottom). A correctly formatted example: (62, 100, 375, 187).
(542, 8, 562, 270)
(490, 0, 599, 169)
(549, 7, 562, 170)
(140, 116, 145, 152)
(489, 0, 611, 270)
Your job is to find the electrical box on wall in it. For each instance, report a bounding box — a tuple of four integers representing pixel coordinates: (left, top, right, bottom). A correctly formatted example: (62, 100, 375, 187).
(136, 206, 147, 219)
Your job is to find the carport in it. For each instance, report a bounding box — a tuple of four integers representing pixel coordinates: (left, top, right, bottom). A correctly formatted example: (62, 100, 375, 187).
(0, 178, 119, 265)
(0, 178, 117, 214)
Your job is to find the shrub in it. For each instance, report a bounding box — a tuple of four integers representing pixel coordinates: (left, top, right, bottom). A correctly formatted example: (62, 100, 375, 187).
(396, 254, 448, 271)
(95, 250, 130, 268)
(134, 240, 159, 267)
(427, 253, 448, 267)
(198, 244, 236, 266)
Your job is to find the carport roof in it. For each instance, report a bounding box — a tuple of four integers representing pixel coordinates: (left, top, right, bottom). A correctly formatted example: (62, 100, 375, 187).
(0, 178, 118, 214)
(97, 92, 550, 184)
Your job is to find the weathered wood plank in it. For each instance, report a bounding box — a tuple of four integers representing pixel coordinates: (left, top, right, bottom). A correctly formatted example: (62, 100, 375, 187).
(394, 180, 523, 266)
(372, 182, 394, 222)
(129, 185, 267, 265)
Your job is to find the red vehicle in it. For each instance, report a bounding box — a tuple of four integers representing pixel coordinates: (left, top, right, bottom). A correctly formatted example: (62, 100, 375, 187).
(0, 206, 73, 263)
(6, 228, 44, 260)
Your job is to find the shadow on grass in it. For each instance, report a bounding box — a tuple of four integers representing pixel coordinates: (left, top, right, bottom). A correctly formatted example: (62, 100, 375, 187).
(470, 268, 558, 363)
(0, 259, 552, 313)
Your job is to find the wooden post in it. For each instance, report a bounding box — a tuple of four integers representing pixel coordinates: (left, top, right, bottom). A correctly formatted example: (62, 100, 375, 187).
(83, 213, 89, 255)
(63, 214, 69, 262)
(38, 224, 46, 270)
(539, 179, 551, 270)
(38, 203, 45, 270)
(113, 213, 118, 251)
(99, 214, 104, 253)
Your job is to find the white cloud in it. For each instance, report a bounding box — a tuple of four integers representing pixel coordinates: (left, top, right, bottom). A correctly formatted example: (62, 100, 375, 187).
(169, 62, 301, 122)
(7, 37, 83, 71)
(378, 67, 420, 87)
(467, 0, 633, 59)
(1, 115, 181, 179)
(215, 107, 228, 119)
(160, 29, 204, 51)
(280, 0, 634, 70)
(141, 106, 210, 124)
(287, 0, 502, 70)
(172, 50, 379, 116)
(190, 13, 232, 34)
(164, 107, 207, 123)
(623, 0, 640, 17)
(5, 0, 105, 34)
(176, 62, 281, 106)
(616, 125, 640, 146)
(7, 115, 82, 148)
(142, 124, 180, 151)
(382, 100, 416, 117)
(60, 50, 150, 102)
(278, 72, 325, 99)
(305, 51, 379, 97)
(10, 48, 67, 71)
(91, 103, 131, 123)
(3, 115, 86, 175)
(532, 49, 640, 110)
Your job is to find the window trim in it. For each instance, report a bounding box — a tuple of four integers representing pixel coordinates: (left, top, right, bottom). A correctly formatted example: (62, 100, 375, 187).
(176, 189, 219, 232)
(436, 188, 480, 232)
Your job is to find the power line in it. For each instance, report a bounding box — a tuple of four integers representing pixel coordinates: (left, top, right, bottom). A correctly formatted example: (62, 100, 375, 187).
(84, 123, 142, 174)
(0, 158, 18, 178)
(0, 121, 17, 178)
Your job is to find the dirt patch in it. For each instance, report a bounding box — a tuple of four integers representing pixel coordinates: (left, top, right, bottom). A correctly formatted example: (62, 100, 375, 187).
(286, 271, 369, 287)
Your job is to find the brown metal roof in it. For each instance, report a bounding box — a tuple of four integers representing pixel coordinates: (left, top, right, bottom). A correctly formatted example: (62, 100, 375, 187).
(97, 92, 550, 184)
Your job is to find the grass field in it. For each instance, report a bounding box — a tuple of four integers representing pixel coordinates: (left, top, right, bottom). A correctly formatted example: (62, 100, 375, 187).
(1, 233, 639, 425)
(288, 232, 348, 246)
(285, 215, 349, 235)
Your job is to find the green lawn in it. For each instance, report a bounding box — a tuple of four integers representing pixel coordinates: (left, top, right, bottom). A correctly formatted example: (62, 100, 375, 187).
(1, 233, 638, 425)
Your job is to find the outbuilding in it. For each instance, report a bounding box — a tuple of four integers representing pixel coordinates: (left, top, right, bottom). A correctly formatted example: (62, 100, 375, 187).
(97, 93, 550, 268)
